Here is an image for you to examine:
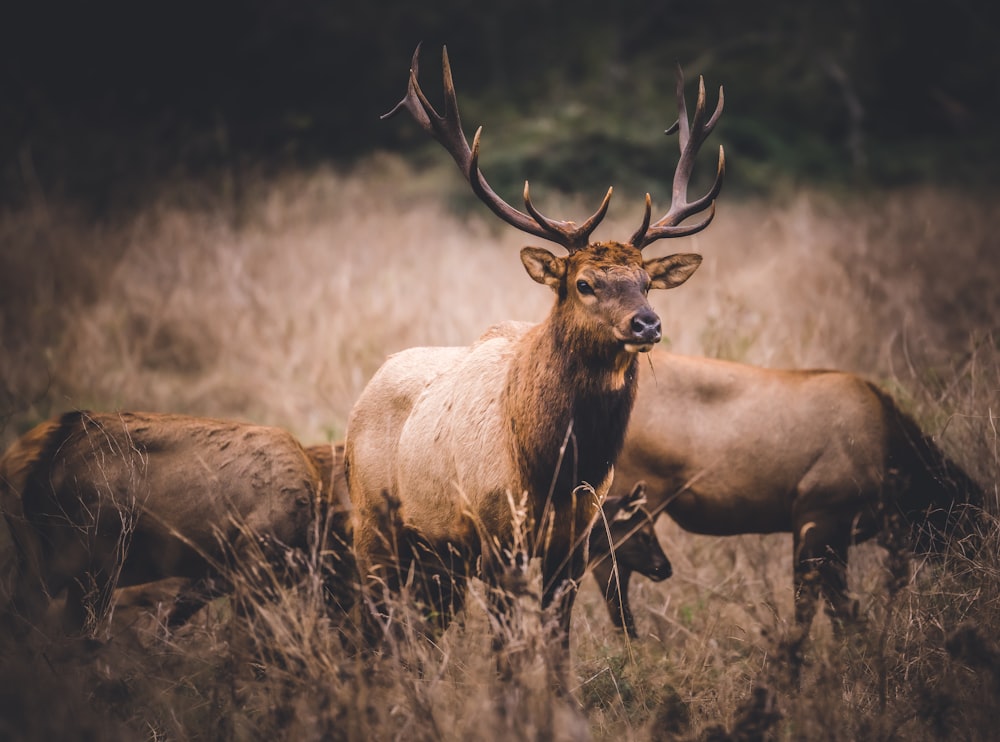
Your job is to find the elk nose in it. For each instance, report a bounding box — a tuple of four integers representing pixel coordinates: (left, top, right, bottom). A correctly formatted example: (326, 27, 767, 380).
(652, 559, 673, 581)
(630, 311, 662, 344)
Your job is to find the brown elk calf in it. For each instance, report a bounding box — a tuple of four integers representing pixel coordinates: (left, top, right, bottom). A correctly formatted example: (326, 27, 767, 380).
(346, 46, 723, 688)
(602, 351, 984, 633)
(588, 482, 672, 637)
(0, 411, 352, 636)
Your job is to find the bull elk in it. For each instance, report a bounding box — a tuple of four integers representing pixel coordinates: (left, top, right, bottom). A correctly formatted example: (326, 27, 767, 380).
(598, 350, 984, 634)
(345, 45, 723, 687)
(0, 411, 353, 636)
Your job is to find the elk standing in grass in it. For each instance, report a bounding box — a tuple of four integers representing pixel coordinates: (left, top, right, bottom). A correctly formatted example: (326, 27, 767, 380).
(598, 351, 984, 634)
(345, 45, 723, 687)
(588, 481, 672, 638)
(0, 411, 353, 636)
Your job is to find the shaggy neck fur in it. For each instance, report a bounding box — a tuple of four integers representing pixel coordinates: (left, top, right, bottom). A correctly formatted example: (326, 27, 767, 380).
(503, 305, 639, 520)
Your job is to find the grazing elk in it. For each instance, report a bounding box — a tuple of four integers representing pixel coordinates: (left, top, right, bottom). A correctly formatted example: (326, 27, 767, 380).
(0, 411, 353, 636)
(345, 45, 723, 686)
(304, 440, 351, 515)
(588, 481, 672, 638)
(599, 351, 984, 634)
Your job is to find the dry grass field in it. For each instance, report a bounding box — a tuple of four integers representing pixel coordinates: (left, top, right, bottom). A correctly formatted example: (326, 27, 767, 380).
(0, 157, 998, 740)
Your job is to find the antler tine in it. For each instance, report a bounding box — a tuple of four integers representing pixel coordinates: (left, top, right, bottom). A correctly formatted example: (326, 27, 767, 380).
(630, 65, 726, 249)
(384, 45, 613, 252)
(672, 64, 692, 153)
(522, 180, 614, 243)
(381, 44, 433, 131)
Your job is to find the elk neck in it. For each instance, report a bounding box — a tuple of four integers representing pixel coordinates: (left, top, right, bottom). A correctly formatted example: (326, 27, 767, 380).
(502, 311, 639, 510)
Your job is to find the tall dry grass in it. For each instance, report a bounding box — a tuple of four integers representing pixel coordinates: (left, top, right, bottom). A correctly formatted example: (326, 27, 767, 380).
(0, 157, 998, 740)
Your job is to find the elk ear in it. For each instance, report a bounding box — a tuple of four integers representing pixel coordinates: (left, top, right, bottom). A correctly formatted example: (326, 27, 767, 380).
(614, 482, 649, 521)
(645, 253, 702, 290)
(521, 246, 566, 289)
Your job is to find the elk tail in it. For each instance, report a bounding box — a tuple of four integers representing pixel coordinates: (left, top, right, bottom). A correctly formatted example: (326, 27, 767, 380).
(871, 383, 985, 556)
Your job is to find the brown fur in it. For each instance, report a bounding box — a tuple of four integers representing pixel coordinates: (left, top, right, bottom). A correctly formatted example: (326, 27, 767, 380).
(300, 442, 668, 640)
(1, 411, 352, 635)
(588, 482, 672, 637)
(303, 441, 350, 515)
(353, 47, 721, 687)
(605, 351, 984, 632)
(346, 243, 701, 687)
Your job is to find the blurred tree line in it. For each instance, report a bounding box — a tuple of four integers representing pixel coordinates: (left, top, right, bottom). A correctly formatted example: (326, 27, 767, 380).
(2, 0, 997, 211)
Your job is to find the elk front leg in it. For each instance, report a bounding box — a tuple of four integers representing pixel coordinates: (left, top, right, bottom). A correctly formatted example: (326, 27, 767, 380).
(7, 549, 57, 635)
(483, 574, 520, 681)
(407, 534, 469, 636)
(541, 542, 589, 693)
(595, 561, 637, 637)
(16, 530, 103, 637)
(604, 566, 639, 639)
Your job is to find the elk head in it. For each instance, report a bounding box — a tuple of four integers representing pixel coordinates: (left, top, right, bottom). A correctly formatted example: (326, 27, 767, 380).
(592, 481, 672, 582)
(383, 45, 724, 356)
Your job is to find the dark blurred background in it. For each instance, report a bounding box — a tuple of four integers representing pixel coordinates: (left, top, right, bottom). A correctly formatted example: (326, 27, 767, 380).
(3, 0, 998, 213)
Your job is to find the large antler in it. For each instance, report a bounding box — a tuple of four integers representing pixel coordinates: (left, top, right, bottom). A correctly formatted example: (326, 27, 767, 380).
(382, 44, 612, 253)
(629, 65, 726, 250)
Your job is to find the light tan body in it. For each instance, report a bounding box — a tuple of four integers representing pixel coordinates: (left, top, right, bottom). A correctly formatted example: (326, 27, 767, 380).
(1, 411, 348, 634)
(610, 350, 983, 628)
(346, 318, 624, 655)
(349, 323, 613, 558)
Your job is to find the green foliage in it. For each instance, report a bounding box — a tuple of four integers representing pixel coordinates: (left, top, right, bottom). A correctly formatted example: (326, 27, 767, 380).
(3, 0, 999, 211)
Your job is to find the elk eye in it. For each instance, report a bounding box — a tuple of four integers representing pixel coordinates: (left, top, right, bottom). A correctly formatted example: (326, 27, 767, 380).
(576, 280, 594, 296)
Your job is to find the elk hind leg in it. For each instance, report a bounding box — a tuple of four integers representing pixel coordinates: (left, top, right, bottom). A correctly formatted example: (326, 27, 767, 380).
(794, 518, 857, 632)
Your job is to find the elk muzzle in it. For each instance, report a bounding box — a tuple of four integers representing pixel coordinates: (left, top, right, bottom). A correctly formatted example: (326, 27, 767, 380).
(622, 308, 662, 352)
(645, 553, 673, 582)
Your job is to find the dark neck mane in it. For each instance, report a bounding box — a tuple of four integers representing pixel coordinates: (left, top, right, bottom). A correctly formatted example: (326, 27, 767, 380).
(503, 315, 638, 510)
